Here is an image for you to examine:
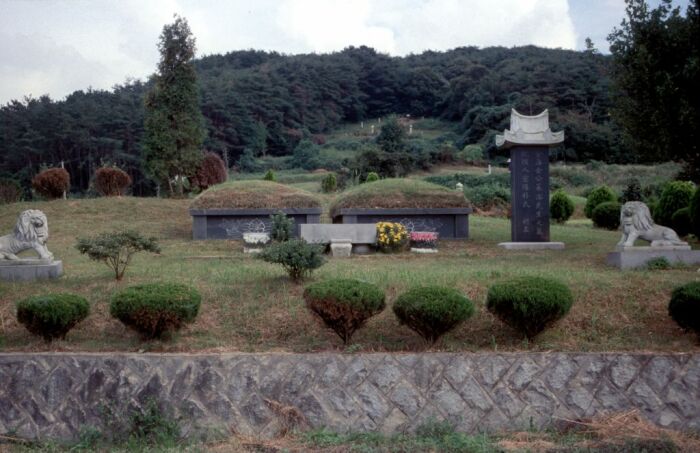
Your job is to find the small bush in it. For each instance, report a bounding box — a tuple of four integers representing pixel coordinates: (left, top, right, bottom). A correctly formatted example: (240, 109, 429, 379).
(690, 187, 700, 238)
(258, 239, 325, 282)
(192, 152, 227, 191)
(0, 178, 23, 204)
(621, 177, 643, 203)
(110, 283, 201, 340)
(304, 279, 386, 344)
(592, 201, 622, 230)
(463, 184, 510, 211)
(487, 276, 573, 339)
(668, 281, 700, 336)
(270, 211, 294, 242)
(321, 173, 337, 193)
(263, 169, 276, 181)
(393, 286, 475, 344)
(646, 257, 671, 270)
(584, 185, 617, 218)
(657, 181, 694, 226)
(550, 190, 575, 223)
(32, 168, 70, 199)
(94, 166, 132, 196)
(17, 294, 89, 342)
(671, 207, 691, 237)
(365, 172, 379, 183)
(76, 230, 160, 280)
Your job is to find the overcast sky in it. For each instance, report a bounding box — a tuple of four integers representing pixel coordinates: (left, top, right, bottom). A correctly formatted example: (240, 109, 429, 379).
(0, 0, 691, 105)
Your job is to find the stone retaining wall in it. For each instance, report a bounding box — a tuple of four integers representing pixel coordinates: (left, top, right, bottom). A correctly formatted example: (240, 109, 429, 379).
(1, 352, 698, 442)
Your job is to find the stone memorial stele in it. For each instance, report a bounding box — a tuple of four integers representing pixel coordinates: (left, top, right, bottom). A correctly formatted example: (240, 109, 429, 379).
(495, 109, 565, 250)
(0, 209, 63, 281)
(607, 201, 700, 269)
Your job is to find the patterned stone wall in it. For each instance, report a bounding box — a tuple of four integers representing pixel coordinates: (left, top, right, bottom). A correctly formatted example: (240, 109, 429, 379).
(0, 352, 698, 441)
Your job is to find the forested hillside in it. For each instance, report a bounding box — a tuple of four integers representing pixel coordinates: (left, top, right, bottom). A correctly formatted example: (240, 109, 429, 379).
(0, 45, 621, 195)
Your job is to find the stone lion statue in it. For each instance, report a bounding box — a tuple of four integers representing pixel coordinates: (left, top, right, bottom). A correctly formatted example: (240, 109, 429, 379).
(617, 201, 688, 248)
(0, 210, 54, 261)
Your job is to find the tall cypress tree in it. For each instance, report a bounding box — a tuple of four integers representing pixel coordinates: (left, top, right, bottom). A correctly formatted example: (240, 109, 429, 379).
(143, 15, 205, 196)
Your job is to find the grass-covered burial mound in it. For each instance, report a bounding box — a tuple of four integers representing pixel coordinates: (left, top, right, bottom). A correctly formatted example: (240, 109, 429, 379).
(191, 180, 321, 210)
(329, 178, 469, 218)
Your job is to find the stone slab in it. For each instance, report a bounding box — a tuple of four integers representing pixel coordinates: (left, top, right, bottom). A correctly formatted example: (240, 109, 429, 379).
(0, 352, 698, 442)
(410, 248, 438, 253)
(330, 242, 352, 258)
(607, 249, 700, 269)
(498, 242, 565, 250)
(0, 260, 62, 281)
(300, 224, 376, 244)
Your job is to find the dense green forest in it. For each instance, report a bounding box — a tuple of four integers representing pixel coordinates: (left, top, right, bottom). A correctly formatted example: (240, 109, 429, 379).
(0, 44, 621, 195)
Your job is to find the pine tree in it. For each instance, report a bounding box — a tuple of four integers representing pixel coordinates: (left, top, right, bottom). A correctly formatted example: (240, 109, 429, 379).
(143, 15, 205, 196)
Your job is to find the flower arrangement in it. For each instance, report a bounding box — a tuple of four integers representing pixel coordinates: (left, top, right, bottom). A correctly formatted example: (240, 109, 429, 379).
(410, 231, 438, 253)
(376, 222, 408, 252)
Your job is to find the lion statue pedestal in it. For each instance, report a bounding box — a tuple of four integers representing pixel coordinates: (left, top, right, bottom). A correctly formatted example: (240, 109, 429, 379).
(607, 201, 700, 269)
(0, 209, 63, 281)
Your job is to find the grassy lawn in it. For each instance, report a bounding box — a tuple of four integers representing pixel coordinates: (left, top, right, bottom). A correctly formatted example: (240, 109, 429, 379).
(0, 196, 698, 354)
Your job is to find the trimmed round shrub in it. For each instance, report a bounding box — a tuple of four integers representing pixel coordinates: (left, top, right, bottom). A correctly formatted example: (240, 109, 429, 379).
(110, 283, 201, 340)
(365, 172, 379, 183)
(592, 201, 621, 230)
(32, 168, 70, 199)
(17, 294, 89, 342)
(192, 152, 227, 191)
(263, 169, 276, 181)
(550, 189, 575, 223)
(321, 173, 337, 193)
(668, 281, 700, 336)
(0, 178, 23, 204)
(258, 239, 325, 282)
(671, 207, 691, 237)
(584, 185, 617, 219)
(94, 167, 132, 196)
(657, 181, 694, 226)
(304, 279, 385, 344)
(487, 276, 573, 339)
(393, 286, 475, 344)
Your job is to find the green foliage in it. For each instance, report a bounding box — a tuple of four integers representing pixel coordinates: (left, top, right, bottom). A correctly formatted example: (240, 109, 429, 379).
(646, 257, 671, 270)
(584, 185, 617, 218)
(592, 201, 622, 230)
(110, 283, 201, 340)
(16, 294, 89, 342)
(75, 230, 160, 280)
(464, 184, 510, 211)
(263, 169, 276, 181)
(550, 190, 575, 223)
(608, 0, 699, 177)
(376, 116, 406, 153)
(258, 239, 325, 282)
(237, 148, 261, 173)
(656, 181, 694, 226)
(691, 187, 700, 238)
(290, 139, 321, 170)
(270, 211, 294, 242)
(669, 281, 700, 337)
(671, 207, 691, 237)
(460, 144, 485, 164)
(0, 177, 23, 203)
(621, 177, 643, 203)
(487, 276, 573, 339)
(143, 15, 205, 197)
(365, 172, 379, 183)
(303, 279, 385, 344)
(393, 286, 475, 344)
(549, 167, 596, 187)
(320, 173, 337, 193)
(129, 399, 180, 446)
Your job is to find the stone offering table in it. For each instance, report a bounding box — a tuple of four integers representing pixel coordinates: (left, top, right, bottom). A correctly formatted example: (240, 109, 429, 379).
(300, 224, 377, 255)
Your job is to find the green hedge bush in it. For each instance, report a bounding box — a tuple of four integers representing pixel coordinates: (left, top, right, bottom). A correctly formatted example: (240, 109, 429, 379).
(258, 239, 325, 282)
(656, 181, 694, 226)
(550, 190, 575, 223)
(304, 279, 385, 344)
(487, 276, 573, 339)
(669, 281, 700, 336)
(110, 283, 201, 340)
(17, 294, 89, 342)
(592, 201, 621, 230)
(321, 173, 337, 193)
(365, 172, 379, 183)
(393, 286, 474, 344)
(691, 187, 700, 238)
(584, 185, 617, 219)
(671, 207, 691, 237)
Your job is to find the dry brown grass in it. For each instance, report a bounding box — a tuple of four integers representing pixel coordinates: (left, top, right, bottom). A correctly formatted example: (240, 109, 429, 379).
(190, 180, 321, 210)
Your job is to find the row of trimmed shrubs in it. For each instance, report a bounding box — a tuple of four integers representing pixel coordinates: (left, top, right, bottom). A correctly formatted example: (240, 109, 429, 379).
(16, 278, 700, 345)
(16, 283, 200, 342)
